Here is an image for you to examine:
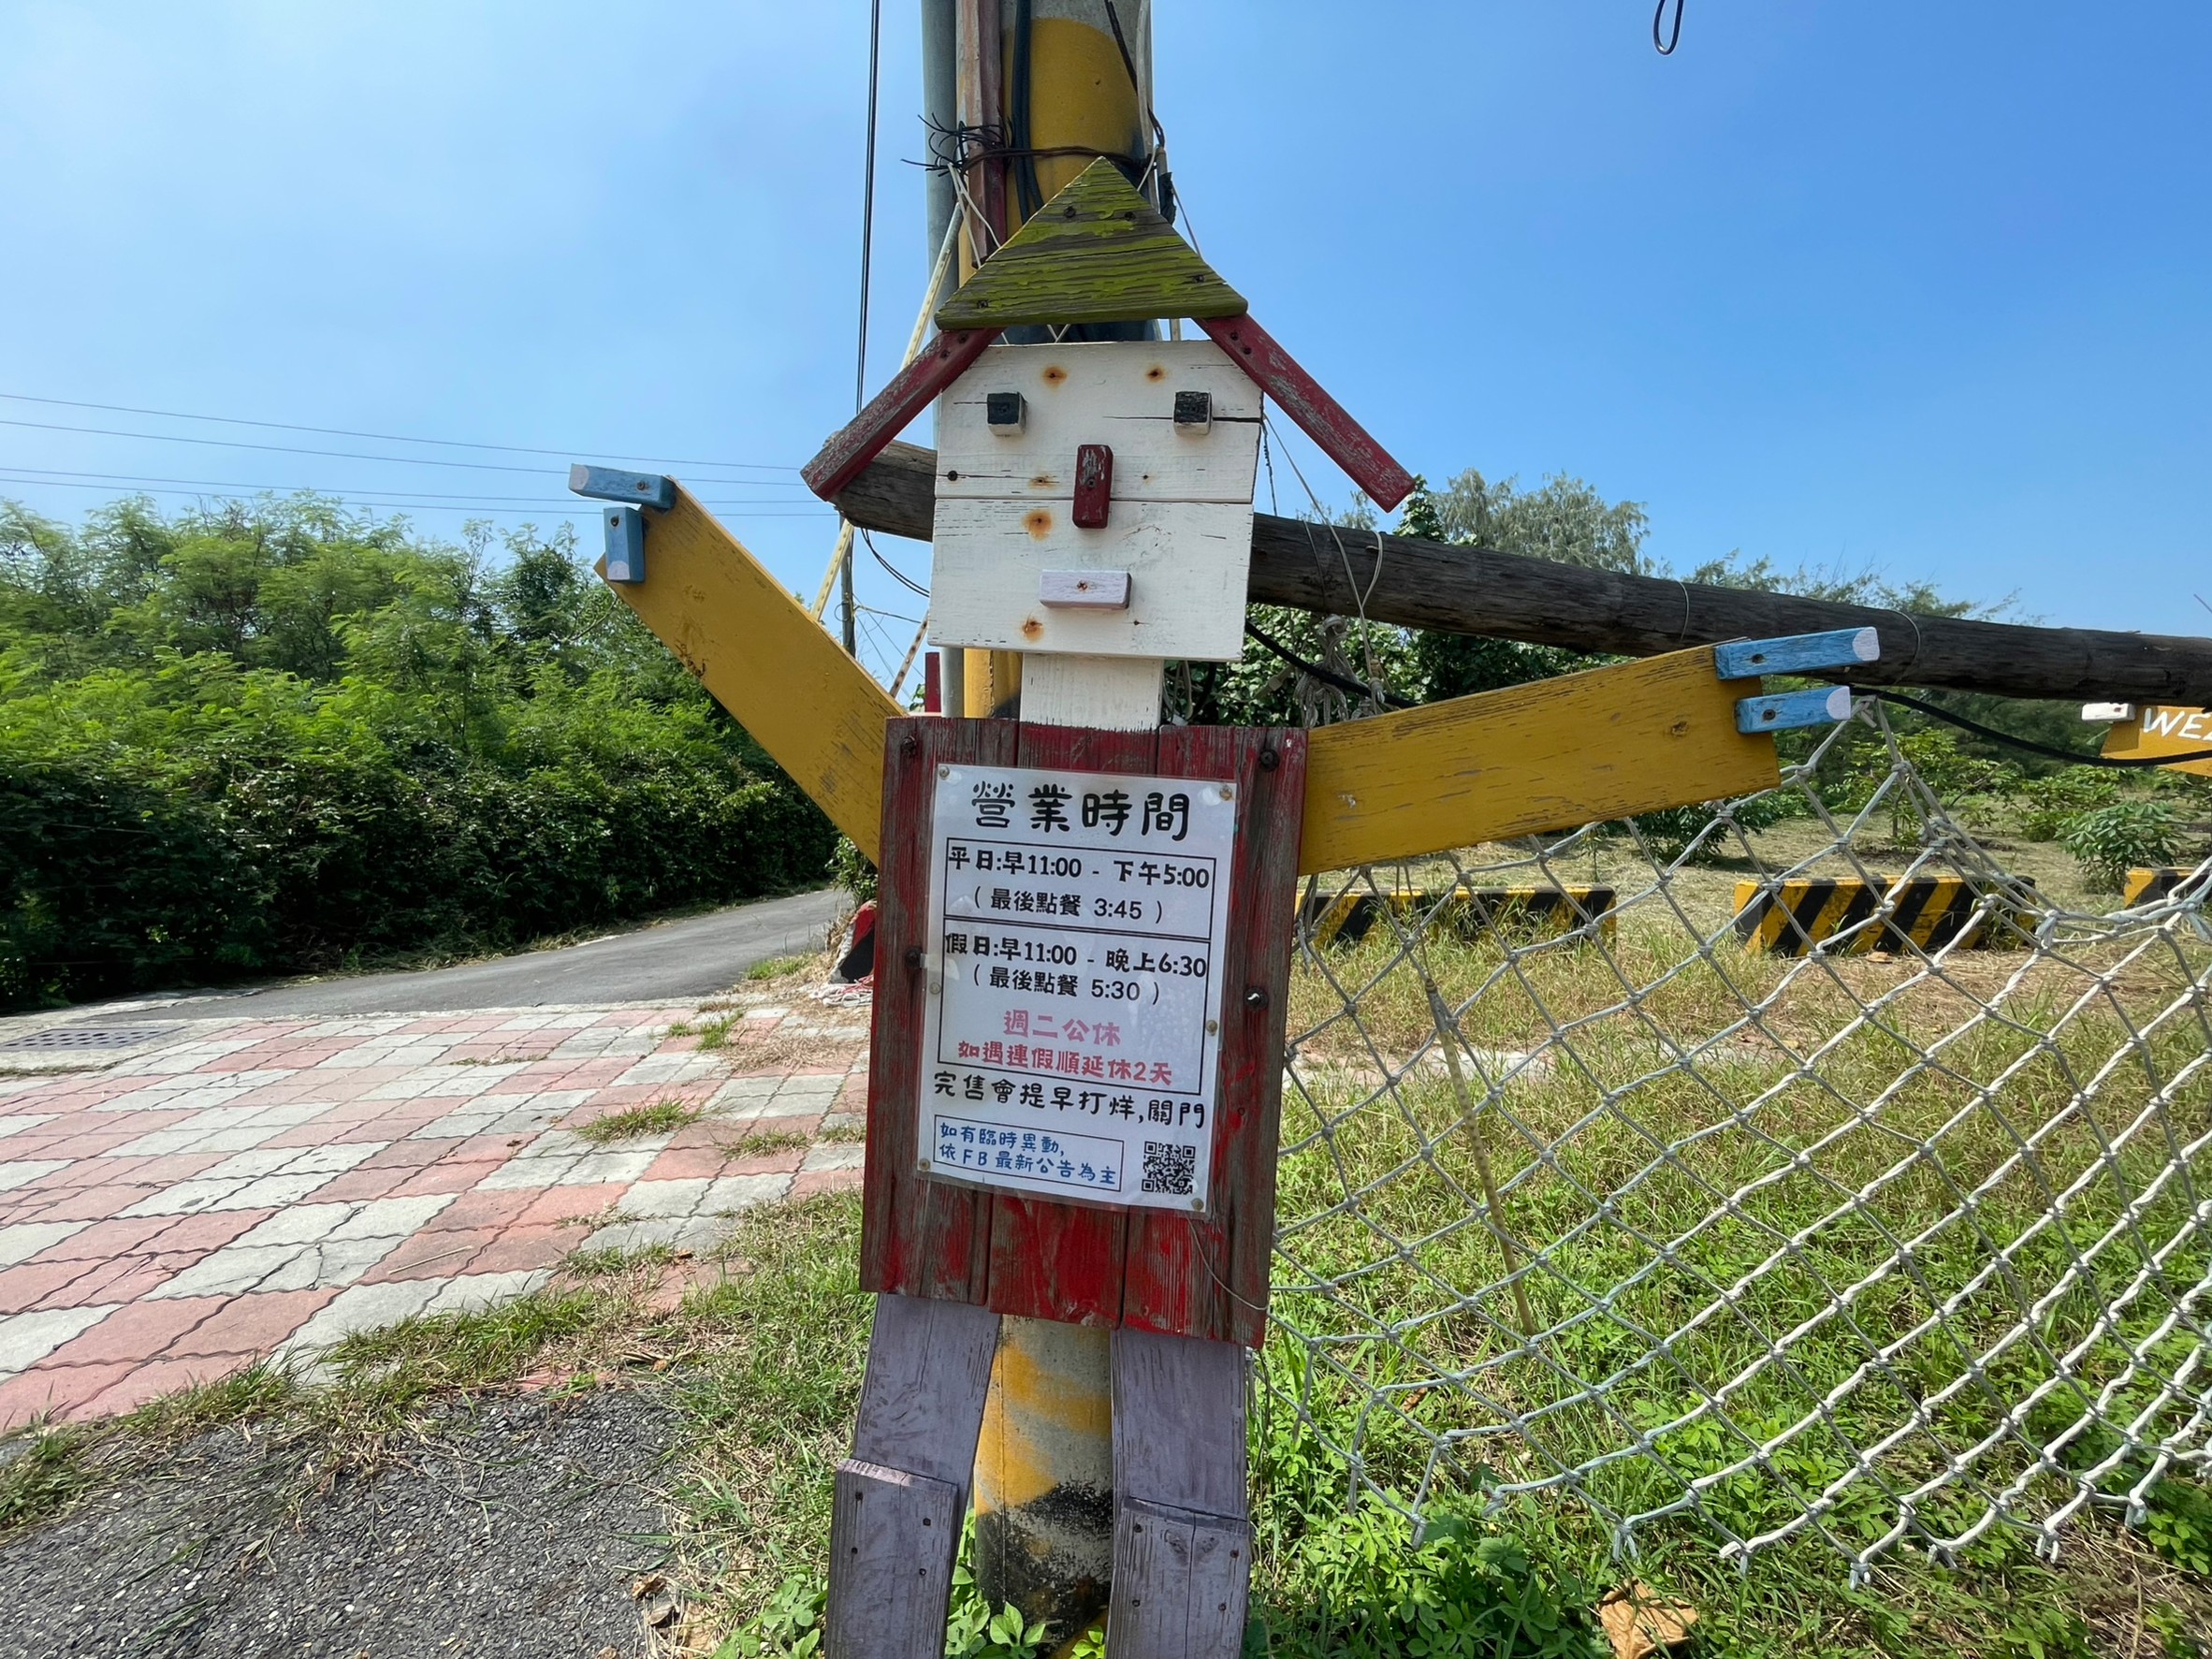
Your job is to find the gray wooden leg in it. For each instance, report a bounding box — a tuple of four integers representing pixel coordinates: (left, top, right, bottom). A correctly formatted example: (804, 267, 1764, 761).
(826, 1293, 1000, 1659)
(1106, 1327, 1253, 1658)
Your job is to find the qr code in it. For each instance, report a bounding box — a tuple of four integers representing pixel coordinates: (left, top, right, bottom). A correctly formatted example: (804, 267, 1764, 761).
(1141, 1141, 1196, 1196)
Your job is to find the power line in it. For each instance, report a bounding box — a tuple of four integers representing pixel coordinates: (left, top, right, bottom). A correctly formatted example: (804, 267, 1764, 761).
(0, 474, 831, 517)
(0, 465, 804, 506)
(0, 391, 801, 475)
(0, 414, 813, 482)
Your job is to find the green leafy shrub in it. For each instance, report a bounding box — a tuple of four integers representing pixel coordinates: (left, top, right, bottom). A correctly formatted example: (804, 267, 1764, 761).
(1259, 1505, 1603, 1659)
(2145, 1476, 2212, 1576)
(2019, 767, 2121, 841)
(2059, 800, 2183, 893)
(1994, 1605, 2096, 1659)
(830, 836, 878, 906)
(0, 498, 835, 1008)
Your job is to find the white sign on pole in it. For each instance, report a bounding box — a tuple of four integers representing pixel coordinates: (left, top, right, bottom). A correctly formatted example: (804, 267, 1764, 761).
(919, 762, 1238, 1212)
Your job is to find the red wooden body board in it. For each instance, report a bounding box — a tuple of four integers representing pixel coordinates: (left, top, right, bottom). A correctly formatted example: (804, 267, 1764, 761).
(860, 717, 1305, 1348)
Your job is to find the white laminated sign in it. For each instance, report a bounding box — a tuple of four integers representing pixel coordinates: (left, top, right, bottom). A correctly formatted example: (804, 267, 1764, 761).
(920, 763, 1237, 1211)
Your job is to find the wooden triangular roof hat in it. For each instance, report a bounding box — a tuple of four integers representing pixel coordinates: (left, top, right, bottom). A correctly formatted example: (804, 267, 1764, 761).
(934, 158, 1245, 330)
(804, 158, 1413, 510)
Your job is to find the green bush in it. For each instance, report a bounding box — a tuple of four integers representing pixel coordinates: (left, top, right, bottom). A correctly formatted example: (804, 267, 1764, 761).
(2059, 800, 2183, 894)
(2019, 766, 2121, 841)
(0, 497, 835, 1008)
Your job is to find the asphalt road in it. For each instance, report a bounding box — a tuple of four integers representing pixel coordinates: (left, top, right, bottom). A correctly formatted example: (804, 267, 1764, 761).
(69, 888, 847, 1022)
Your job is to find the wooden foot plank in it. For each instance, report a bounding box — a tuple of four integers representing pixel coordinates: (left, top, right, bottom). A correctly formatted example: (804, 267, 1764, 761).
(827, 1459, 965, 1659)
(1111, 1326, 1248, 1519)
(1106, 1496, 1252, 1659)
(851, 1292, 999, 1491)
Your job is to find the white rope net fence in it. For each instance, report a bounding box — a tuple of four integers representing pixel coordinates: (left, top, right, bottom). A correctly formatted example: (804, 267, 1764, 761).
(1260, 702, 2212, 1583)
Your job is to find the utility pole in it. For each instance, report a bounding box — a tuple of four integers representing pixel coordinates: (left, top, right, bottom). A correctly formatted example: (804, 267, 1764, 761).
(575, 15, 1876, 1653)
(924, 1, 1157, 1641)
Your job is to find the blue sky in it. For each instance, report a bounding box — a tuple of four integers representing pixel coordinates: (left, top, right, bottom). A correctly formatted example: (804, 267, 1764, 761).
(2, 1, 2206, 682)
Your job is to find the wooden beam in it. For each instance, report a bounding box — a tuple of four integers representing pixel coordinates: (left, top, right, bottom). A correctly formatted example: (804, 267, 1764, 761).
(599, 484, 900, 862)
(1299, 648, 1777, 873)
(829, 442, 2212, 706)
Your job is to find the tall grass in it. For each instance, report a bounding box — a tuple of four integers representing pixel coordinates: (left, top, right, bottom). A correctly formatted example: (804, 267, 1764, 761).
(1266, 866, 2212, 1572)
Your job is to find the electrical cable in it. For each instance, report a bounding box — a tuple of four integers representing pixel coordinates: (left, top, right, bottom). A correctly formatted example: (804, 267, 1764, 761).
(0, 464, 799, 506)
(1243, 619, 1417, 710)
(855, 0, 882, 415)
(1653, 0, 1685, 54)
(1859, 689, 2212, 770)
(0, 415, 810, 483)
(1010, 0, 1045, 222)
(0, 391, 796, 474)
(861, 530, 929, 599)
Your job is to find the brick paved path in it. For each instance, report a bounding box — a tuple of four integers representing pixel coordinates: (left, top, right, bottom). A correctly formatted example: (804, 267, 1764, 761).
(0, 997, 868, 1431)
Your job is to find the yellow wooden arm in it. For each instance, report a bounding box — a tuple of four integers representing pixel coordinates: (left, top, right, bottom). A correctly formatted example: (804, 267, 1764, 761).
(601, 485, 902, 864)
(603, 492, 1774, 880)
(1299, 648, 1779, 874)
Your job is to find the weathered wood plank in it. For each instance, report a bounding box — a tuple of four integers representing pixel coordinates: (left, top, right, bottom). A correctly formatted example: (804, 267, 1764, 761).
(1112, 1326, 1248, 1519)
(930, 342, 1259, 663)
(936, 342, 1260, 504)
(829, 442, 2212, 706)
(1195, 313, 1414, 513)
(1301, 648, 1777, 873)
(1105, 1497, 1252, 1659)
(802, 327, 1000, 502)
(1107, 1326, 1255, 1656)
(597, 482, 899, 860)
(827, 1460, 965, 1659)
(851, 1292, 999, 1490)
(977, 720, 1156, 1327)
(1122, 726, 1303, 1346)
(935, 157, 1246, 331)
(862, 717, 1014, 1304)
(929, 496, 1255, 661)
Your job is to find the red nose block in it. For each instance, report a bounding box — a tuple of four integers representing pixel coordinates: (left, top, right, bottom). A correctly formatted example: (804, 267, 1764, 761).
(1072, 444, 1113, 529)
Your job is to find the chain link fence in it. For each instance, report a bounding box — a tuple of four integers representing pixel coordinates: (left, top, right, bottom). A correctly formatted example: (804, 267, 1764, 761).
(1261, 702, 2212, 1581)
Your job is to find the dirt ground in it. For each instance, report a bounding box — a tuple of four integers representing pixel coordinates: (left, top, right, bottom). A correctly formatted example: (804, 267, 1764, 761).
(0, 1389, 676, 1659)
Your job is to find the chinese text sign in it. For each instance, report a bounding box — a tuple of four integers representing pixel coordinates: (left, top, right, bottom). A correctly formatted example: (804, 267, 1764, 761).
(919, 764, 1237, 1211)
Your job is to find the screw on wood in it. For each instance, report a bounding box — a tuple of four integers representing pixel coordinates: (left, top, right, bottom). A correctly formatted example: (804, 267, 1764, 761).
(1244, 987, 1269, 1010)
(1259, 747, 1279, 771)
(906, 946, 925, 969)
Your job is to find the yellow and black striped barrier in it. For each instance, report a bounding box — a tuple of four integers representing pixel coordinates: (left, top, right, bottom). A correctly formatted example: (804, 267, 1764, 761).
(1302, 886, 1618, 949)
(1732, 876, 2039, 956)
(2121, 867, 2208, 907)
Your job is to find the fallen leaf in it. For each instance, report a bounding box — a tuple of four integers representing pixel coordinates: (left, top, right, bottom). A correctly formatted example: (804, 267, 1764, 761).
(631, 1573, 666, 1601)
(1597, 1583, 1697, 1659)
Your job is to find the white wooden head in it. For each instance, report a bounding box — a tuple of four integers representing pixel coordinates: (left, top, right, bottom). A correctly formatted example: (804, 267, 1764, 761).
(927, 340, 1261, 662)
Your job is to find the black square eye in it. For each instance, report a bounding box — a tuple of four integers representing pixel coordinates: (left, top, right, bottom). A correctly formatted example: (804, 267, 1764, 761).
(1173, 390, 1212, 429)
(986, 391, 1026, 432)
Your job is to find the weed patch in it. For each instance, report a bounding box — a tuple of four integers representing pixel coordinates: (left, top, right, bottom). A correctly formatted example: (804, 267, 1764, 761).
(574, 1099, 701, 1143)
